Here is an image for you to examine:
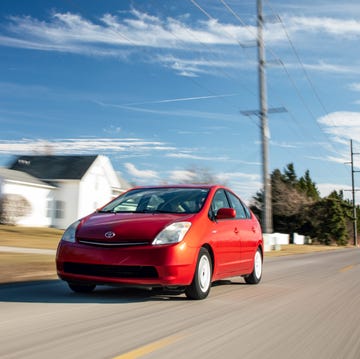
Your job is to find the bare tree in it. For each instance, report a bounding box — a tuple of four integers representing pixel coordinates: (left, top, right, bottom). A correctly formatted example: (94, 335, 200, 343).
(0, 194, 32, 225)
(182, 165, 227, 185)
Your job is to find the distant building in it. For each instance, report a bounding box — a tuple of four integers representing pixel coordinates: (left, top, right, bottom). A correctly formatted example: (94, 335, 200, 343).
(0, 155, 130, 228)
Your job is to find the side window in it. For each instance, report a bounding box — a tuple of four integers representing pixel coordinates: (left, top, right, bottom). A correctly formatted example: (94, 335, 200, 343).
(227, 191, 249, 219)
(243, 204, 251, 218)
(210, 189, 231, 217)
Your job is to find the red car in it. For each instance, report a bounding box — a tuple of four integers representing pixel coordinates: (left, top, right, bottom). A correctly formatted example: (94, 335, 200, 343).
(56, 185, 263, 299)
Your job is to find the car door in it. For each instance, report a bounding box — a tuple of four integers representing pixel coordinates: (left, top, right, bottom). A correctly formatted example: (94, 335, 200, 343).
(209, 189, 242, 276)
(227, 191, 258, 273)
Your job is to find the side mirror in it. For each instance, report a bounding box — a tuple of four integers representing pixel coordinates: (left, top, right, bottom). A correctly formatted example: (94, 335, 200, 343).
(216, 207, 236, 220)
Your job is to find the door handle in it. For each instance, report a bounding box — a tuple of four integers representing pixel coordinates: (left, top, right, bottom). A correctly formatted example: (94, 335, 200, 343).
(234, 227, 239, 234)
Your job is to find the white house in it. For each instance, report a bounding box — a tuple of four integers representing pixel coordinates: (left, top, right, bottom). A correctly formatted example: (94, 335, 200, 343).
(1, 154, 130, 229)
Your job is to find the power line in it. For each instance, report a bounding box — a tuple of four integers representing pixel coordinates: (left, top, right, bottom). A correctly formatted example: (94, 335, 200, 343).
(277, 15, 329, 115)
(189, 0, 246, 49)
(264, 0, 343, 154)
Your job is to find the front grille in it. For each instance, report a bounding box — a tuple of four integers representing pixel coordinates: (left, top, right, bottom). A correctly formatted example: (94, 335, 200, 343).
(63, 262, 158, 279)
(78, 239, 150, 247)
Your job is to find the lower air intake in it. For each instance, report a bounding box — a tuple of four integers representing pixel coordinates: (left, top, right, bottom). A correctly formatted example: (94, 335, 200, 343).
(63, 262, 158, 279)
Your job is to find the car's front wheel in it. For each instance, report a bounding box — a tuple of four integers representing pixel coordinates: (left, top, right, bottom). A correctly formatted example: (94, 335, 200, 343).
(68, 282, 96, 293)
(244, 248, 263, 284)
(185, 247, 212, 300)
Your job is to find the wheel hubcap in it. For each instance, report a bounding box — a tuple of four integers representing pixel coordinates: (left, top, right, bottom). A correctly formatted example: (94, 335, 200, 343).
(198, 255, 211, 292)
(254, 251, 262, 279)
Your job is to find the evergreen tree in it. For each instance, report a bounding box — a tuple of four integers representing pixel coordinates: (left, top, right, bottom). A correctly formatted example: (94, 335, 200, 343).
(298, 170, 320, 200)
(283, 163, 297, 186)
(306, 197, 347, 245)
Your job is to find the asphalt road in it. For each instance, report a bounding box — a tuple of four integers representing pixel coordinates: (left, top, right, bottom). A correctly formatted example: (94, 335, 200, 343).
(0, 248, 359, 359)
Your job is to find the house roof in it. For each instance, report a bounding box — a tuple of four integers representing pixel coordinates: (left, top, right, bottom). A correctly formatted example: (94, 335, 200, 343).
(9, 155, 98, 180)
(0, 167, 54, 188)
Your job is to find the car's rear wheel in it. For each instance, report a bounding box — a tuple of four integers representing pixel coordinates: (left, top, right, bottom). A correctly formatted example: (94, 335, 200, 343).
(244, 248, 262, 284)
(68, 282, 96, 293)
(185, 247, 212, 300)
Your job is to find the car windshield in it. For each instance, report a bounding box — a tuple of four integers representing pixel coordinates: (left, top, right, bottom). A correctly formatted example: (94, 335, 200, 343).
(100, 188, 210, 214)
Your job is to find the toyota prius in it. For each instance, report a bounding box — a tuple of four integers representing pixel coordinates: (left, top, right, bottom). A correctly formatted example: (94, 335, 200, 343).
(56, 185, 263, 299)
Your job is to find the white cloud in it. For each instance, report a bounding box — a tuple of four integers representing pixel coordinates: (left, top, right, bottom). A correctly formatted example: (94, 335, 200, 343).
(218, 171, 260, 183)
(318, 112, 360, 142)
(349, 83, 360, 92)
(317, 183, 352, 199)
(287, 16, 360, 37)
(1, 9, 360, 77)
(0, 138, 173, 155)
(270, 141, 297, 149)
(0, 9, 255, 54)
(315, 112, 360, 164)
(303, 61, 360, 74)
(168, 170, 197, 182)
(166, 152, 228, 161)
(124, 162, 159, 180)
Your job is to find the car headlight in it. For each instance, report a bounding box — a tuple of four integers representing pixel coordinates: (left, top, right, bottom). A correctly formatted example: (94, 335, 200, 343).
(152, 222, 192, 245)
(61, 220, 80, 243)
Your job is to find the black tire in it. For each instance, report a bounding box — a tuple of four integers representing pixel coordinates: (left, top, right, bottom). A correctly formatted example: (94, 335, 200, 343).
(68, 282, 96, 293)
(185, 247, 212, 300)
(244, 248, 263, 284)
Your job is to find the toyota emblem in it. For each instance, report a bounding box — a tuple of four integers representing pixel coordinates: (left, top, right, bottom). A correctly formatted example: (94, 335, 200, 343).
(105, 231, 116, 239)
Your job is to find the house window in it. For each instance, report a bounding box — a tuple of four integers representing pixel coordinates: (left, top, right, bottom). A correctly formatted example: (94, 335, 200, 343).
(55, 200, 65, 219)
(46, 200, 52, 218)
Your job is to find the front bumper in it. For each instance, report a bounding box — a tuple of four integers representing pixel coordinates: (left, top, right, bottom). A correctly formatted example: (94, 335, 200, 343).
(56, 240, 197, 287)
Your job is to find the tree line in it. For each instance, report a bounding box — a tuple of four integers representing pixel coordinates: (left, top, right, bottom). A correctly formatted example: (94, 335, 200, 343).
(250, 163, 358, 246)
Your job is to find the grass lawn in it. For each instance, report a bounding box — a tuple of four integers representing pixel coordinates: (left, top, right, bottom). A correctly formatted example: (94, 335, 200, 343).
(0, 225, 62, 284)
(0, 224, 348, 284)
(0, 225, 63, 249)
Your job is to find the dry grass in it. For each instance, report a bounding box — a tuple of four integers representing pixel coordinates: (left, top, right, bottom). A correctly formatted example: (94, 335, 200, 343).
(0, 225, 62, 249)
(0, 225, 61, 284)
(0, 225, 348, 284)
(265, 244, 345, 257)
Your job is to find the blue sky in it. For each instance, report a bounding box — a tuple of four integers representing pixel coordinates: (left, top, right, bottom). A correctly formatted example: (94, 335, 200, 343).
(1, 0, 360, 202)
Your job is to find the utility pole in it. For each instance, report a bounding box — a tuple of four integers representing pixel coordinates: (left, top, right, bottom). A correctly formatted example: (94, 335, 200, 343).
(350, 139, 358, 246)
(257, 0, 272, 233)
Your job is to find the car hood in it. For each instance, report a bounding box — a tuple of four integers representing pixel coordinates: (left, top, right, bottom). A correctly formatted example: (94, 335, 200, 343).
(76, 212, 194, 245)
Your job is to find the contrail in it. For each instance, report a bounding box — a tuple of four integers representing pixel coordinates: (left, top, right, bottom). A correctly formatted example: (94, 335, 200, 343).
(109, 93, 240, 107)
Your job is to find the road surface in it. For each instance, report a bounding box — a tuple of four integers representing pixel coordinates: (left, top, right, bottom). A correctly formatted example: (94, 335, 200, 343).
(0, 248, 359, 359)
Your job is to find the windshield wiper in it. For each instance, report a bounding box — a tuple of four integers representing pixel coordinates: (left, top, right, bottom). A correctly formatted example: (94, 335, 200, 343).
(136, 209, 176, 214)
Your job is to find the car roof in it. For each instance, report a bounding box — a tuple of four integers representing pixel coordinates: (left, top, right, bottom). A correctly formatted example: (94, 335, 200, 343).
(130, 184, 223, 190)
